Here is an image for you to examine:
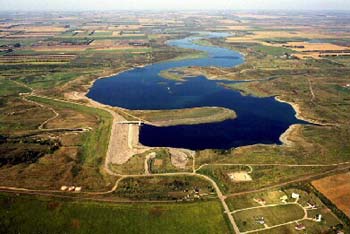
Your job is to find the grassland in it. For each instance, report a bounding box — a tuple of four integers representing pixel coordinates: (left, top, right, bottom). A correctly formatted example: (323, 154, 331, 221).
(0, 95, 114, 191)
(164, 51, 208, 62)
(0, 79, 31, 96)
(28, 96, 112, 167)
(113, 175, 215, 201)
(0, 193, 230, 234)
(197, 164, 335, 194)
(159, 68, 188, 81)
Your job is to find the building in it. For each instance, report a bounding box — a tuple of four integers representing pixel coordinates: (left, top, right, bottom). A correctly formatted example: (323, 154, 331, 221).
(307, 202, 317, 209)
(291, 192, 300, 199)
(74, 187, 82, 192)
(256, 217, 265, 225)
(280, 195, 288, 203)
(314, 214, 322, 222)
(255, 198, 266, 205)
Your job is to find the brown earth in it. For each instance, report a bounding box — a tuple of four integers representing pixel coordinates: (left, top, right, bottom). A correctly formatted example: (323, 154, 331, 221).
(312, 172, 350, 217)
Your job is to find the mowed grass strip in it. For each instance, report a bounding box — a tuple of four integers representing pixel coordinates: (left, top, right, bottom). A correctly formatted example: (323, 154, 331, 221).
(0, 193, 230, 234)
(232, 204, 305, 232)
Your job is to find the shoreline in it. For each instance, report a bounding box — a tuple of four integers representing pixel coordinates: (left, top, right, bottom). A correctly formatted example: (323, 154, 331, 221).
(274, 96, 325, 125)
(275, 96, 329, 146)
(84, 67, 135, 98)
(279, 124, 298, 146)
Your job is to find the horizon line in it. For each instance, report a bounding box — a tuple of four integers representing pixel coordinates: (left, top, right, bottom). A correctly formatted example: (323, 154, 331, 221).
(1, 9, 350, 12)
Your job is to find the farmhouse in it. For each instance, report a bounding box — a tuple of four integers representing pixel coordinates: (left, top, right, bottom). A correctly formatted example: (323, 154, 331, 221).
(291, 192, 300, 199)
(314, 214, 322, 222)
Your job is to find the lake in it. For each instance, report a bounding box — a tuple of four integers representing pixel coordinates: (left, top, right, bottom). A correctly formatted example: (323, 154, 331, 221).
(87, 32, 307, 150)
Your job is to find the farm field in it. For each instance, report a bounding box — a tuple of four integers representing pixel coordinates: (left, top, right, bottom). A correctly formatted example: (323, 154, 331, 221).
(312, 172, 350, 218)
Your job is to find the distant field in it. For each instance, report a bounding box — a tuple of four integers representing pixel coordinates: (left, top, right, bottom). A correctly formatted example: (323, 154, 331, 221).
(0, 193, 230, 234)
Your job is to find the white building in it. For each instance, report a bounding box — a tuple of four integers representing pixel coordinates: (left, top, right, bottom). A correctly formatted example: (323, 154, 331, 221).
(291, 192, 300, 199)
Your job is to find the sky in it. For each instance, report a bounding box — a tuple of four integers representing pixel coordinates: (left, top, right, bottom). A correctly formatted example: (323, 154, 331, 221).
(0, 0, 349, 11)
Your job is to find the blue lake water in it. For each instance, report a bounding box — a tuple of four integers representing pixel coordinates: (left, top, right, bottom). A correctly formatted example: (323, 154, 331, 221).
(87, 33, 307, 150)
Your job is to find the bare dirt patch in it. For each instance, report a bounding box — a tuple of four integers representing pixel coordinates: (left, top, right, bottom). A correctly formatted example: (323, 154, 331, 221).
(153, 159, 163, 167)
(228, 172, 252, 182)
(168, 148, 192, 169)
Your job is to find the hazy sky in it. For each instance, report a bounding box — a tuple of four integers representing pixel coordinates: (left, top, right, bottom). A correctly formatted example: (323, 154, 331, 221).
(0, 0, 349, 11)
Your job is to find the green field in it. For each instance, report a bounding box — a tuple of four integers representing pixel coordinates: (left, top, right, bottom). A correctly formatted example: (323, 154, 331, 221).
(0, 79, 31, 97)
(0, 193, 230, 234)
(233, 204, 305, 232)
